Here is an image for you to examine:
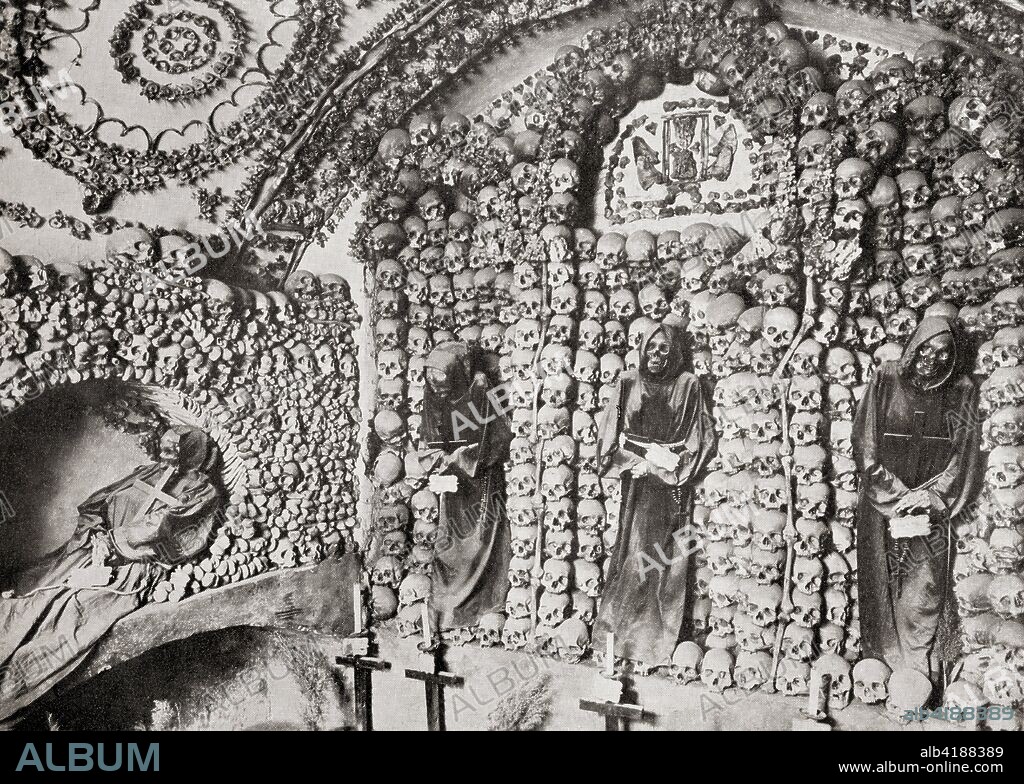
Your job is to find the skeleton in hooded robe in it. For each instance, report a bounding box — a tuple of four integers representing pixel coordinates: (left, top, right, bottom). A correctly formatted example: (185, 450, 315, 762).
(416, 342, 511, 630)
(0, 426, 222, 727)
(853, 317, 983, 687)
(595, 322, 716, 669)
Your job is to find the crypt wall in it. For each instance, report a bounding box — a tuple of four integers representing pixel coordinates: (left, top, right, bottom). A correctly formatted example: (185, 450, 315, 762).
(3, 0, 1024, 729)
(347, 0, 1024, 724)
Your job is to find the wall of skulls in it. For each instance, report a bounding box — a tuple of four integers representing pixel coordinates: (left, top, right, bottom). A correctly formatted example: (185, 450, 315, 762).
(0, 233, 360, 604)
(358, 2, 820, 666)
(354, 0, 1024, 725)
(790, 39, 1024, 725)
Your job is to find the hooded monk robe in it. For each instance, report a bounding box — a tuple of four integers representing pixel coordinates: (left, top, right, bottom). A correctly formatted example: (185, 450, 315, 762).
(0, 427, 221, 726)
(853, 317, 983, 681)
(417, 342, 512, 630)
(595, 323, 715, 667)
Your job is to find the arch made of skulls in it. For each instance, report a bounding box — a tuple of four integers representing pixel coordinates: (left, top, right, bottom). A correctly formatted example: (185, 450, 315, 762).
(356, 1, 821, 663)
(0, 244, 360, 605)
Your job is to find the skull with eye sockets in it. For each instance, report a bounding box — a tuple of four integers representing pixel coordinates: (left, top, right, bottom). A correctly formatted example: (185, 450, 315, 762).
(856, 122, 901, 167)
(801, 91, 838, 130)
(905, 95, 947, 141)
(797, 129, 834, 169)
(795, 482, 830, 522)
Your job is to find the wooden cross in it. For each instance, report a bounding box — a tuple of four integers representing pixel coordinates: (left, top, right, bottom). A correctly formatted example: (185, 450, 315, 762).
(129, 466, 179, 525)
(404, 647, 464, 731)
(578, 699, 646, 731)
(579, 663, 647, 731)
(882, 409, 952, 486)
(335, 649, 391, 731)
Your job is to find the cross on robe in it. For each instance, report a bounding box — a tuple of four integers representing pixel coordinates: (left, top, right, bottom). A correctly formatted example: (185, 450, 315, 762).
(882, 409, 952, 488)
(426, 440, 470, 450)
(129, 466, 179, 526)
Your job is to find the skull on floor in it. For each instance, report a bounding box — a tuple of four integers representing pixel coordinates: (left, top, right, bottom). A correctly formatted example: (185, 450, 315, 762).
(554, 618, 590, 663)
(670, 641, 703, 683)
(776, 658, 811, 696)
(501, 617, 532, 651)
(735, 651, 772, 692)
(700, 648, 734, 693)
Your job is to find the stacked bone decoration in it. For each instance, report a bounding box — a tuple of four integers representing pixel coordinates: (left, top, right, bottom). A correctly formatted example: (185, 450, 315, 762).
(671, 224, 782, 689)
(577, 228, 684, 670)
(955, 345, 1024, 730)
(365, 108, 493, 635)
(354, 0, 836, 658)
(795, 39, 1024, 723)
(361, 94, 599, 646)
(358, 1, 1024, 694)
(0, 236, 359, 603)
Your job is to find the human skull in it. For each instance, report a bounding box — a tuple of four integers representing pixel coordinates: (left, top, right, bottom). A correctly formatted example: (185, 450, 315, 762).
(776, 658, 811, 696)
(856, 122, 901, 167)
(905, 95, 947, 141)
(797, 129, 834, 169)
(763, 307, 798, 350)
(852, 658, 892, 705)
(541, 559, 572, 594)
(790, 589, 822, 628)
(700, 648, 734, 693)
(987, 446, 1024, 489)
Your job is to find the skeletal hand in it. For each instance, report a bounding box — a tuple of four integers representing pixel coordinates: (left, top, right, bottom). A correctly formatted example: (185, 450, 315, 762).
(894, 489, 932, 516)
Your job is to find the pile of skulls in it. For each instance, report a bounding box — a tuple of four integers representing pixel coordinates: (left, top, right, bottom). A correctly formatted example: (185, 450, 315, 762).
(954, 308, 1024, 729)
(787, 38, 1024, 724)
(0, 231, 359, 604)
(670, 211, 864, 702)
(360, 85, 601, 661)
(356, 0, 845, 664)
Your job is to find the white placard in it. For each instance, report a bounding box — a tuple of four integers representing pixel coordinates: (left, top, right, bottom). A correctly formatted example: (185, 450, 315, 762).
(429, 474, 458, 495)
(889, 515, 931, 540)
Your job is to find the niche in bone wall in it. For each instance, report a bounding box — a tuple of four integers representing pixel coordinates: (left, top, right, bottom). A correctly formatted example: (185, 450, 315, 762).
(344, 0, 1024, 724)
(0, 381, 153, 576)
(47, 628, 345, 731)
(598, 83, 762, 226)
(356, 2, 813, 663)
(0, 235, 361, 606)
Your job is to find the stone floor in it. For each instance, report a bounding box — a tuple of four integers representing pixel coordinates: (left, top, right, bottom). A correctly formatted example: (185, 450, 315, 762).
(361, 629, 976, 731)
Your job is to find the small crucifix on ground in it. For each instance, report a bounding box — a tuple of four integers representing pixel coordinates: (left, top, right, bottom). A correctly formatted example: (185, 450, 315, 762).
(335, 653, 391, 731)
(403, 607, 464, 731)
(579, 634, 648, 731)
(334, 584, 391, 731)
(579, 699, 647, 731)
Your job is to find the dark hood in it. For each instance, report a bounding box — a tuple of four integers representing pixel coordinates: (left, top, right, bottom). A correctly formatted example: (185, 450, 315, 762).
(898, 316, 969, 392)
(638, 322, 687, 382)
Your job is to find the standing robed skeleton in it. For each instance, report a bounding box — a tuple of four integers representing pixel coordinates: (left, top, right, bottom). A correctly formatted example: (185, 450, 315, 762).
(415, 342, 512, 631)
(853, 316, 983, 686)
(595, 322, 715, 669)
